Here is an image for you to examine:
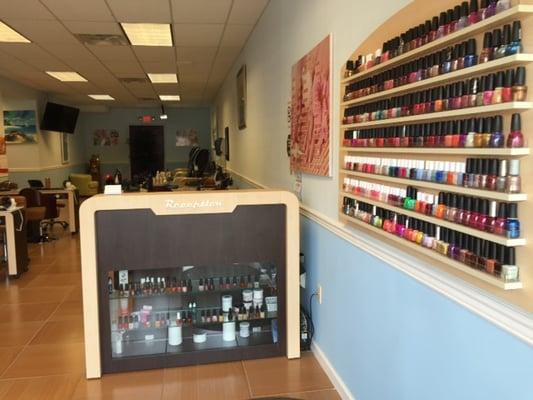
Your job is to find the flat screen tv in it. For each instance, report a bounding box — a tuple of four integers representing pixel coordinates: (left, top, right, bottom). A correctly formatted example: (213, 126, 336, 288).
(40, 102, 79, 134)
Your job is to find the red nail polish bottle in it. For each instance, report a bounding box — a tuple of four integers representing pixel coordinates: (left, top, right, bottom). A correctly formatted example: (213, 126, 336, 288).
(486, 200, 497, 233)
(477, 199, 489, 231)
(486, 159, 498, 191)
(494, 203, 507, 236)
(462, 196, 472, 226)
(502, 69, 513, 103)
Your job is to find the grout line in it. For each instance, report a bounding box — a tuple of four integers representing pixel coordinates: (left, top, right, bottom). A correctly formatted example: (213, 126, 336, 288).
(241, 360, 254, 399)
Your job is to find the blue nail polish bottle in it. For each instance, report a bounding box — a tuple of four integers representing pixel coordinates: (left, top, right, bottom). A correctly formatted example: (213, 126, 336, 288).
(506, 21, 522, 56)
(464, 38, 478, 68)
(506, 203, 520, 239)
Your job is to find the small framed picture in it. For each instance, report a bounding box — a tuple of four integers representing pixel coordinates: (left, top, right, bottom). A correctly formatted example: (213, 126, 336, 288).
(236, 65, 246, 130)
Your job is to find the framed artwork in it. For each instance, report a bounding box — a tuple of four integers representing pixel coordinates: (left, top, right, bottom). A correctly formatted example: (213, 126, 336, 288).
(290, 35, 332, 177)
(61, 133, 69, 164)
(93, 129, 119, 146)
(224, 126, 230, 161)
(176, 128, 199, 147)
(3, 110, 38, 144)
(236, 65, 247, 130)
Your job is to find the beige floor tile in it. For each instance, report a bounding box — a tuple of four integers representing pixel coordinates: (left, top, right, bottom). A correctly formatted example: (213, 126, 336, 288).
(243, 353, 334, 397)
(30, 320, 84, 345)
(0, 374, 80, 399)
(161, 366, 198, 399)
(49, 301, 83, 322)
(0, 303, 59, 323)
(0, 287, 72, 305)
(64, 287, 83, 303)
(0, 321, 44, 347)
(1, 343, 85, 378)
(196, 362, 250, 399)
(253, 389, 341, 399)
(0, 347, 22, 376)
(24, 273, 81, 288)
(72, 369, 164, 400)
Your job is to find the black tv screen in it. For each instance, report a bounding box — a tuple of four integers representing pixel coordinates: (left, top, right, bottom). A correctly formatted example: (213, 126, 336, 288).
(40, 102, 79, 134)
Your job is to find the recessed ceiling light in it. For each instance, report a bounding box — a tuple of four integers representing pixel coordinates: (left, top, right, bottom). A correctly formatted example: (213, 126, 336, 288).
(88, 94, 115, 100)
(0, 21, 31, 43)
(46, 71, 87, 82)
(147, 73, 178, 84)
(159, 95, 181, 101)
(121, 23, 172, 46)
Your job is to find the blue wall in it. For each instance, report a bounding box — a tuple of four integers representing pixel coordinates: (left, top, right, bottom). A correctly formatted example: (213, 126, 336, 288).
(78, 107, 211, 179)
(301, 216, 533, 400)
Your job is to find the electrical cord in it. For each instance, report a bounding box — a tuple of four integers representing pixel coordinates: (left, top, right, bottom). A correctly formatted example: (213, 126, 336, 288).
(306, 292, 318, 345)
(15, 209, 24, 232)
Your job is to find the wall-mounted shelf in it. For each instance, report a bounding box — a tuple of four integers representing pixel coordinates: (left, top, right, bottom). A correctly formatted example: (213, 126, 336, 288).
(339, 213, 523, 290)
(341, 191, 526, 246)
(340, 169, 528, 201)
(342, 54, 533, 107)
(340, 147, 531, 156)
(342, 102, 533, 129)
(341, 4, 533, 85)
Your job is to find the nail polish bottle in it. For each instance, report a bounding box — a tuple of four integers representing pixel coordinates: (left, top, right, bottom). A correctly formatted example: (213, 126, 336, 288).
(461, 196, 471, 226)
(480, 158, 490, 189)
(506, 21, 522, 56)
(468, 0, 479, 24)
(464, 118, 475, 147)
(478, 199, 489, 231)
(486, 0, 498, 18)
(470, 197, 480, 229)
(496, 24, 510, 59)
(473, 119, 484, 147)
(484, 243, 497, 274)
(512, 66, 527, 101)
(507, 113, 524, 148)
(501, 247, 518, 282)
(479, 0, 489, 19)
(491, 27, 502, 58)
(506, 159, 521, 193)
(479, 31, 493, 63)
(454, 195, 465, 224)
(429, 16, 439, 42)
(476, 76, 486, 106)
(447, 231, 459, 260)
(446, 194, 458, 222)
(492, 71, 504, 104)
(486, 158, 498, 190)
(483, 74, 494, 105)
(506, 203, 520, 239)
(437, 12, 448, 39)
(486, 200, 497, 233)
(489, 115, 504, 147)
(494, 202, 507, 235)
(456, 2, 469, 29)
(502, 69, 513, 103)
(496, 159, 507, 192)
(482, 117, 492, 147)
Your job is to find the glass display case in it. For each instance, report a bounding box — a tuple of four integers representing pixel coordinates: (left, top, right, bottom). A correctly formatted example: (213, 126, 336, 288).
(107, 263, 280, 360)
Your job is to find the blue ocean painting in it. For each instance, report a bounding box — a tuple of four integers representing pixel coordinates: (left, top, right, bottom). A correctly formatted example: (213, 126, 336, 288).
(3, 110, 38, 143)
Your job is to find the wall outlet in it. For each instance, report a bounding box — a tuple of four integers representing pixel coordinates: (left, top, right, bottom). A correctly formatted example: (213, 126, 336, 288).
(317, 285, 322, 304)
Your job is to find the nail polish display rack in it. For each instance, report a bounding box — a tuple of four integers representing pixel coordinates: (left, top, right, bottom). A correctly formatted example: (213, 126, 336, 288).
(339, 0, 533, 297)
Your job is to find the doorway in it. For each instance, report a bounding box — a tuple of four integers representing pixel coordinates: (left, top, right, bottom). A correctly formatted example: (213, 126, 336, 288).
(129, 125, 164, 178)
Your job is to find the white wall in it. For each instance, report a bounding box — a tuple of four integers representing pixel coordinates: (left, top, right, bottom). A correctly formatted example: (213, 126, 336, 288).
(215, 0, 410, 218)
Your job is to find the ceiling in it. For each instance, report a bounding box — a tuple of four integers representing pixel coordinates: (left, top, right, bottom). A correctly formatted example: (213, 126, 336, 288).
(0, 0, 269, 107)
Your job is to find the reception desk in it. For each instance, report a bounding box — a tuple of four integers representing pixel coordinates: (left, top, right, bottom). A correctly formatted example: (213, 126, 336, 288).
(80, 190, 300, 378)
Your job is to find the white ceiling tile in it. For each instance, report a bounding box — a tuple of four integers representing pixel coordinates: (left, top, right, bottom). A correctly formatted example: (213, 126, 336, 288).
(216, 46, 242, 61)
(133, 46, 175, 62)
(178, 63, 211, 78)
(220, 24, 253, 47)
(170, 0, 231, 23)
(41, 0, 115, 21)
(87, 45, 136, 61)
(106, 61, 145, 74)
(107, 0, 171, 23)
(0, 0, 55, 20)
(62, 21, 122, 35)
(64, 82, 101, 94)
(113, 73, 147, 79)
(0, 43, 49, 60)
(172, 24, 224, 47)
(140, 62, 177, 74)
(228, 0, 269, 24)
(67, 61, 110, 76)
(37, 43, 95, 60)
(176, 46, 216, 64)
(4, 20, 78, 44)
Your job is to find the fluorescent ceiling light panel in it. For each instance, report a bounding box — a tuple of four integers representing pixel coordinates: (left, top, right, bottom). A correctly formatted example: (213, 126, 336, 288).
(0, 21, 31, 43)
(46, 71, 87, 82)
(159, 95, 181, 101)
(147, 73, 178, 83)
(88, 94, 115, 100)
(121, 23, 173, 46)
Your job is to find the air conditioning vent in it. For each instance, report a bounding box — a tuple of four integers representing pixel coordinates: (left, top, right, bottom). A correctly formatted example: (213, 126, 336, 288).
(76, 34, 128, 46)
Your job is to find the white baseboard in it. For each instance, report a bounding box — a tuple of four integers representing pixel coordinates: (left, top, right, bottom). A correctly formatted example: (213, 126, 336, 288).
(312, 342, 355, 400)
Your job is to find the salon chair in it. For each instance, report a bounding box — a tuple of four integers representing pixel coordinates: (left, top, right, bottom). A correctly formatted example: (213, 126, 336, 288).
(19, 188, 46, 243)
(40, 194, 68, 238)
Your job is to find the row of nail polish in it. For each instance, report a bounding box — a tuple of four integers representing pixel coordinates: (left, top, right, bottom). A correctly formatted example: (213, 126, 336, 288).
(342, 178, 520, 238)
(345, 0, 511, 78)
(343, 156, 521, 193)
(343, 114, 524, 148)
(342, 67, 526, 125)
(342, 197, 519, 281)
(345, 22, 522, 101)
